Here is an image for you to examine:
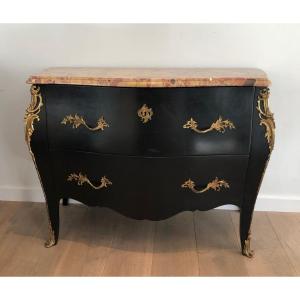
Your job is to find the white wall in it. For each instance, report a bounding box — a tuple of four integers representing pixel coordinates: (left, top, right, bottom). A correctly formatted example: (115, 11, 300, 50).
(0, 24, 300, 211)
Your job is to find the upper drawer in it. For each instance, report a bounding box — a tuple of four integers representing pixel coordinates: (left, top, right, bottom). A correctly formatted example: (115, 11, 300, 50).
(43, 85, 254, 156)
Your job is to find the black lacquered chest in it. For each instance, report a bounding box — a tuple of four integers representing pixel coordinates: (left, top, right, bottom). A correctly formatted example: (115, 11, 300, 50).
(25, 68, 275, 257)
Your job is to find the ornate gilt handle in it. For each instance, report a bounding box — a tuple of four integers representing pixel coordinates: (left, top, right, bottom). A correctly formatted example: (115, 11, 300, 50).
(183, 116, 235, 134)
(67, 172, 112, 190)
(181, 177, 229, 194)
(61, 114, 109, 131)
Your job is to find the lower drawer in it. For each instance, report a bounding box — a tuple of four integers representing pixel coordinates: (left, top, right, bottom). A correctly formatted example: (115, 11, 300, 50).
(51, 152, 249, 220)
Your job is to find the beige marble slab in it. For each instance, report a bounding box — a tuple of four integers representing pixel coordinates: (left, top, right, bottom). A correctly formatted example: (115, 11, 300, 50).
(27, 67, 270, 87)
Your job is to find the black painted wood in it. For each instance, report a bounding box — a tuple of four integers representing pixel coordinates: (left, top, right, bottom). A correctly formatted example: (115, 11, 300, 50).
(62, 198, 69, 206)
(28, 83, 272, 254)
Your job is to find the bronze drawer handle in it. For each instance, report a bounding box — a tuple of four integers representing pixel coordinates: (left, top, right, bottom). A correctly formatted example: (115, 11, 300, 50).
(181, 177, 229, 193)
(67, 172, 112, 190)
(183, 116, 235, 134)
(61, 114, 109, 131)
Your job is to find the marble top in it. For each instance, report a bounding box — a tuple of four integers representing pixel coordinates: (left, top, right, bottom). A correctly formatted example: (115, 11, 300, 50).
(27, 67, 270, 87)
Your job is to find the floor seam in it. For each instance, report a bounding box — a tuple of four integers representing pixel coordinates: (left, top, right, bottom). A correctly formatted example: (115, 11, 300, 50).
(229, 211, 242, 249)
(266, 212, 298, 276)
(99, 217, 119, 276)
(149, 221, 157, 276)
(192, 212, 201, 276)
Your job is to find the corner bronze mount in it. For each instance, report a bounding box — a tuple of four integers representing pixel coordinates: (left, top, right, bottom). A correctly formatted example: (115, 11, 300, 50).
(24, 85, 56, 248)
(257, 88, 275, 152)
(24, 85, 43, 155)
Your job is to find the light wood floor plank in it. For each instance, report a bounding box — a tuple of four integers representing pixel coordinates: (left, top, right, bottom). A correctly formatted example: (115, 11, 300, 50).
(194, 210, 247, 276)
(0, 201, 20, 230)
(80, 208, 117, 276)
(231, 211, 296, 276)
(50, 205, 91, 276)
(0, 202, 45, 276)
(100, 212, 155, 276)
(267, 212, 300, 275)
(0, 201, 299, 276)
(30, 204, 86, 276)
(151, 212, 199, 276)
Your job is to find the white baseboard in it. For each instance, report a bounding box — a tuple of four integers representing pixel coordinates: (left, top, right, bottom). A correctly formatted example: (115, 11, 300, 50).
(1, 186, 300, 212)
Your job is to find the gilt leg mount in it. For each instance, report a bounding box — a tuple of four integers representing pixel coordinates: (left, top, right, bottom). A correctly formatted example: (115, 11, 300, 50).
(45, 237, 56, 248)
(44, 224, 57, 248)
(44, 200, 59, 248)
(242, 233, 254, 258)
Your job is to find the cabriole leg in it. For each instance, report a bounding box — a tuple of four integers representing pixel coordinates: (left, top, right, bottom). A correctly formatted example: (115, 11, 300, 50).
(238, 88, 275, 258)
(45, 198, 60, 248)
(240, 204, 254, 258)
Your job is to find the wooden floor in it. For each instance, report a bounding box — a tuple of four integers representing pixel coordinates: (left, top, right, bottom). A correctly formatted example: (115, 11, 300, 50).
(0, 200, 299, 276)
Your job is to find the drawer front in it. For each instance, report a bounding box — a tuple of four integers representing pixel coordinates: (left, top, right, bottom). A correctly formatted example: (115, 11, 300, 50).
(51, 152, 248, 220)
(44, 85, 253, 156)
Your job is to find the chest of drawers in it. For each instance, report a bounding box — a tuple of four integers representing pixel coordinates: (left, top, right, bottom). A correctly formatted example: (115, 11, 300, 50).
(25, 68, 275, 257)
